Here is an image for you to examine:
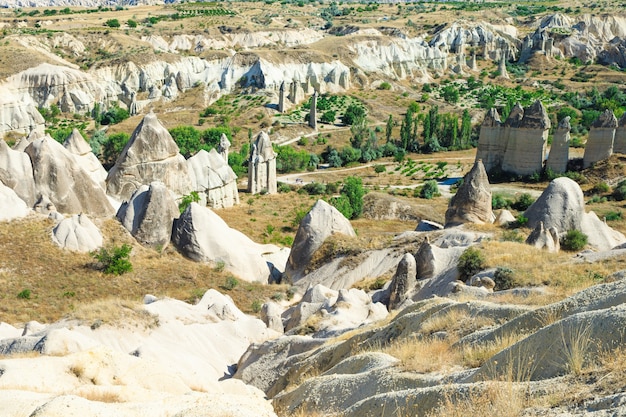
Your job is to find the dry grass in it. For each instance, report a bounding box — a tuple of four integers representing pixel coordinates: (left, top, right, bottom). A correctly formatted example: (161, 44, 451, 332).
(66, 298, 159, 329)
(461, 332, 532, 369)
(420, 309, 495, 336)
(479, 240, 621, 301)
(0, 217, 290, 325)
(427, 382, 528, 417)
(383, 336, 461, 374)
(75, 388, 122, 404)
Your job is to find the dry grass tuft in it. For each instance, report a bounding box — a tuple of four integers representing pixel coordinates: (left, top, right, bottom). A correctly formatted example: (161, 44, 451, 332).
(461, 332, 531, 369)
(65, 298, 159, 330)
(383, 336, 461, 374)
(427, 382, 528, 417)
(75, 388, 122, 403)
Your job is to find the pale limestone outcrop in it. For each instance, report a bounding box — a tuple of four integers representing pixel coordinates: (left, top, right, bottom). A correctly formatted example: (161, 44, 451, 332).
(0, 180, 30, 221)
(0, 140, 36, 207)
(283, 200, 356, 284)
(584, 110, 618, 168)
(187, 149, 239, 209)
(388, 253, 417, 310)
(474, 108, 503, 172)
(218, 133, 231, 162)
(171, 203, 275, 282)
(501, 100, 550, 176)
(51, 213, 103, 252)
(475, 101, 551, 176)
(546, 117, 571, 173)
(106, 112, 192, 202)
(495, 209, 516, 226)
(248, 131, 277, 195)
(613, 112, 626, 154)
(0, 86, 45, 136)
(25, 136, 113, 217)
(525, 177, 626, 251)
(525, 221, 559, 253)
(445, 160, 493, 227)
(116, 181, 179, 250)
(63, 129, 107, 189)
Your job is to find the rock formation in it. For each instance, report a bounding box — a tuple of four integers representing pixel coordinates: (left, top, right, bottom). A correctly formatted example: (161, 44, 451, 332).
(388, 253, 417, 310)
(525, 177, 626, 250)
(283, 200, 356, 284)
(0, 140, 36, 207)
(247, 131, 277, 195)
(0, 181, 30, 221)
(278, 81, 286, 113)
(584, 110, 618, 168)
(501, 100, 550, 176)
(63, 128, 107, 189)
(546, 117, 571, 173)
(51, 213, 103, 252)
(494, 209, 516, 226)
(116, 181, 179, 250)
(106, 112, 193, 202)
(525, 221, 559, 253)
(476, 101, 551, 176)
(218, 133, 231, 162)
(25, 135, 113, 217)
(445, 159, 493, 227)
(261, 302, 284, 333)
(613, 112, 626, 154)
(475, 108, 503, 172)
(187, 148, 239, 209)
(172, 202, 275, 282)
(309, 91, 317, 129)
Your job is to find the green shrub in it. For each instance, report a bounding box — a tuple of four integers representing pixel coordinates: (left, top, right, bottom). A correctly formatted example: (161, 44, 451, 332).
(278, 182, 292, 193)
(592, 182, 611, 194)
(178, 191, 200, 213)
(127, 19, 137, 28)
(515, 214, 529, 227)
(493, 267, 515, 290)
(341, 176, 365, 219)
(613, 180, 626, 201)
(91, 244, 133, 275)
(492, 193, 513, 210)
(301, 182, 327, 195)
(561, 230, 588, 251)
(500, 229, 524, 243)
(251, 300, 263, 313)
(457, 247, 486, 279)
(105, 19, 120, 28)
(605, 211, 622, 221)
(419, 180, 439, 199)
(511, 193, 535, 211)
(378, 81, 392, 90)
(17, 289, 31, 299)
(222, 276, 239, 290)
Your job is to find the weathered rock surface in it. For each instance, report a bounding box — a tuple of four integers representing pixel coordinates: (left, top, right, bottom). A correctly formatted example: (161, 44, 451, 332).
(51, 213, 102, 252)
(187, 148, 239, 209)
(63, 128, 107, 189)
(613, 112, 626, 154)
(116, 181, 178, 250)
(525, 221, 559, 253)
(501, 100, 550, 176)
(283, 199, 356, 284)
(525, 177, 626, 250)
(172, 202, 275, 282)
(106, 112, 192, 202)
(445, 160, 493, 227)
(363, 192, 423, 221)
(0, 139, 36, 207)
(0, 289, 278, 417)
(248, 131, 277, 195)
(494, 209, 516, 226)
(475, 108, 503, 173)
(389, 253, 417, 310)
(584, 110, 618, 168)
(0, 180, 30, 221)
(261, 302, 284, 334)
(546, 116, 571, 173)
(25, 135, 113, 217)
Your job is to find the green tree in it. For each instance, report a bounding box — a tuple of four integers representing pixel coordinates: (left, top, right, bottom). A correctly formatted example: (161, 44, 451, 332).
(101, 132, 130, 169)
(341, 104, 366, 125)
(341, 176, 365, 219)
(419, 180, 439, 199)
(329, 195, 353, 219)
(169, 125, 203, 158)
(385, 114, 393, 143)
(460, 109, 472, 149)
(458, 247, 486, 279)
(321, 110, 336, 124)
